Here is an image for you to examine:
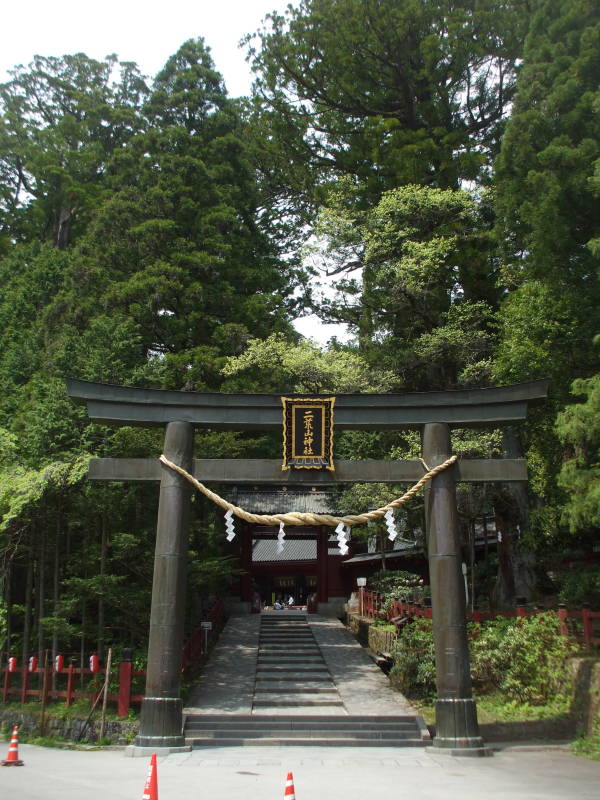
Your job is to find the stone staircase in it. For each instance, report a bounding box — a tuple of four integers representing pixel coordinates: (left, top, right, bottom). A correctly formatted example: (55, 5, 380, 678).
(183, 714, 428, 747)
(183, 612, 429, 747)
(253, 613, 343, 711)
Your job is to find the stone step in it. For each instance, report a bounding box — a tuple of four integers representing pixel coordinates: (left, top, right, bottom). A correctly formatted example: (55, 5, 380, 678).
(186, 724, 418, 734)
(258, 653, 324, 660)
(185, 737, 425, 747)
(254, 683, 338, 693)
(184, 729, 420, 740)
(257, 661, 326, 668)
(255, 673, 331, 681)
(259, 642, 318, 647)
(260, 628, 311, 632)
(259, 637, 315, 642)
(256, 664, 329, 671)
(185, 715, 420, 727)
(257, 658, 327, 672)
(260, 629, 313, 633)
(260, 623, 309, 627)
(253, 695, 344, 707)
(258, 642, 321, 654)
(256, 670, 332, 679)
(257, 659, 326, 666)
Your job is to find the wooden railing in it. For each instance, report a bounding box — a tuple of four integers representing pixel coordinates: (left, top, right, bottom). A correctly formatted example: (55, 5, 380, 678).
(357, 589, 600, 648)
(1, 599, 225, 717)
(0, 656, 145, 717)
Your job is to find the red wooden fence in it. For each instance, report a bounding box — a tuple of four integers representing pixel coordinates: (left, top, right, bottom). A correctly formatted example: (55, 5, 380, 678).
(357, 589, 600, 648)
(1, 599, 225, 717)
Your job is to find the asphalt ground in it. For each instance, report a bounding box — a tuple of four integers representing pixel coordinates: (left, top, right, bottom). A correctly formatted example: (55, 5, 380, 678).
(1, 742, 599, 800)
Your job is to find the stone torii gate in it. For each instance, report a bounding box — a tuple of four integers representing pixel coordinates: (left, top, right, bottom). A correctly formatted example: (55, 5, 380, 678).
(66, 378, 548, 754)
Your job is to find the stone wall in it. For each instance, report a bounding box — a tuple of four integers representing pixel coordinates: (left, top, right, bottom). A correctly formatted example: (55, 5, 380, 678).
(0, 708, 138, 744)
(572, 657, 600, 736)
(367, 625, 397, 656)
(347, 611, 396, 653)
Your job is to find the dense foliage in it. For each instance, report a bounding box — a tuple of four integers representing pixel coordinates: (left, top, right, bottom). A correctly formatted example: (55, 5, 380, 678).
(0, 40, 298, 663)
(1, 0, 599, 666)
(391, 614, 578, 704)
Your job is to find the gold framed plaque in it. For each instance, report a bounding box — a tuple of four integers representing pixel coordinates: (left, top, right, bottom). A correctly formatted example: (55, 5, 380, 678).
(281, 397, 335, 471)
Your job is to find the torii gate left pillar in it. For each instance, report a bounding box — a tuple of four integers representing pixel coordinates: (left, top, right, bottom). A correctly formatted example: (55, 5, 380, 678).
(137, 421, 194, 748)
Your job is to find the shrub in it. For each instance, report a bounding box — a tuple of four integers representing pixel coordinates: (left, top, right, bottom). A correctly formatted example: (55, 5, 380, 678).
(390, 619, 436, 698)
(369, 569, 423, 598)
(490, 613, 578, 703)
(558, 566, 600, 609)
(391, 612, 578, 705)
(368, 569, 427, 616)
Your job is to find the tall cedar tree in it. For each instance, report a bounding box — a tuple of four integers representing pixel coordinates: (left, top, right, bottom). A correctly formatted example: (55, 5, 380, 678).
(492, 0, 600, 545)
(247, 0, 527, 213)
(0, 42, 297, 658)
(77, 39, 296, 390)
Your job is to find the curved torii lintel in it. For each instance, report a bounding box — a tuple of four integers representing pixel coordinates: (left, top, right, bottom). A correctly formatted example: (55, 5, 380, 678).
(65, 378, 549, 429)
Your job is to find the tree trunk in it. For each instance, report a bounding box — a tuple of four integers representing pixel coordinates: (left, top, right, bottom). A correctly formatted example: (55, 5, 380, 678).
(52, 506, 61, 691)
(3, 555, 11, 655)
(80, 602, 86, 689)
(493, 428, 536, 607)
(493, 514, 516, 609)
(22, 546, 33, 664)
(37, 525, 46, 662)
(97, 509, 107, 661)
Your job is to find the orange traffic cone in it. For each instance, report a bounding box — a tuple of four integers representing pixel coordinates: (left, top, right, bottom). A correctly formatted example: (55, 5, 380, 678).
(141, 753, 158, 800)
(1, 726, 24, 766)
(284, 771, 296, 800)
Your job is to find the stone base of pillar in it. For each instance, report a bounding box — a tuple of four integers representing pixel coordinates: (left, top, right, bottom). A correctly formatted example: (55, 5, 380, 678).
(432, 698, 490, 755)
(125, 745, 192, 757)
(426, 744, 493, 757)
(134, 696, 184, 748)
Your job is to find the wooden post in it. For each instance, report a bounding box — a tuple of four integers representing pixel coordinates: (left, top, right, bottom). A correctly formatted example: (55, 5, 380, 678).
(240, 522, 253, 605)
(558, 604, 569, 637)
(118, 651, 133, 718)
(316, 526, 329, 605)
(99, 647, 112, 741)
(582, 603, 592, 649)
(39, 652, 50, 737)
(423, 423, 485, 754)
(135, 421, 194, 749)
(20, 664, 29, 704)
(66, 662, 75, 707)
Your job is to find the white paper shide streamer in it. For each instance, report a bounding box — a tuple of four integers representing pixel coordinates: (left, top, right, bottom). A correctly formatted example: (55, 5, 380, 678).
(277, 521, 286, 554)
(335, 521, 350, 555)
(225, 509, 236, 541)
(384, 508, 398, 541)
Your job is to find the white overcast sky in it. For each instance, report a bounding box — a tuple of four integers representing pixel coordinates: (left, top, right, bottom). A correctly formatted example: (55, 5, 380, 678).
(1, 0, 349, 345)
(0, 0, 291, 95)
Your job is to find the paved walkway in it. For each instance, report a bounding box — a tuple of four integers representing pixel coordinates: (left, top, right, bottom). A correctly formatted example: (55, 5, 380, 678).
(186, 615, 259, 714)
(1, 742, 599, 800)
(309, 616, 414, 715)
(185, 613, 415, 716)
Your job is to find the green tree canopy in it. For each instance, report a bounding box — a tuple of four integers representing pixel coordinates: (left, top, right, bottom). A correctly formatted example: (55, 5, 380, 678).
(247, 0, 527, 211)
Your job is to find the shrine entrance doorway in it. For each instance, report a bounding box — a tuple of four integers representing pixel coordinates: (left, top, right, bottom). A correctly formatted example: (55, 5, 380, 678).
(66, 378, 548, 755)
(241, 523, 342, 610)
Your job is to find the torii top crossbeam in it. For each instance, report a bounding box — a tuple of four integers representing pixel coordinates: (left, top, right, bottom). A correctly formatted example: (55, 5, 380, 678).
(66, 378, 548, 430)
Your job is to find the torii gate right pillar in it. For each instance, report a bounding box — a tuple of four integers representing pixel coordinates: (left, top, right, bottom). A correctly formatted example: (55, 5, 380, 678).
(423, 423, 486, 754)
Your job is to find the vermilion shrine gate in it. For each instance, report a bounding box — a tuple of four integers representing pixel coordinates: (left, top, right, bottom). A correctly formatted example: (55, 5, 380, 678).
(66, 378, 548, 755)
